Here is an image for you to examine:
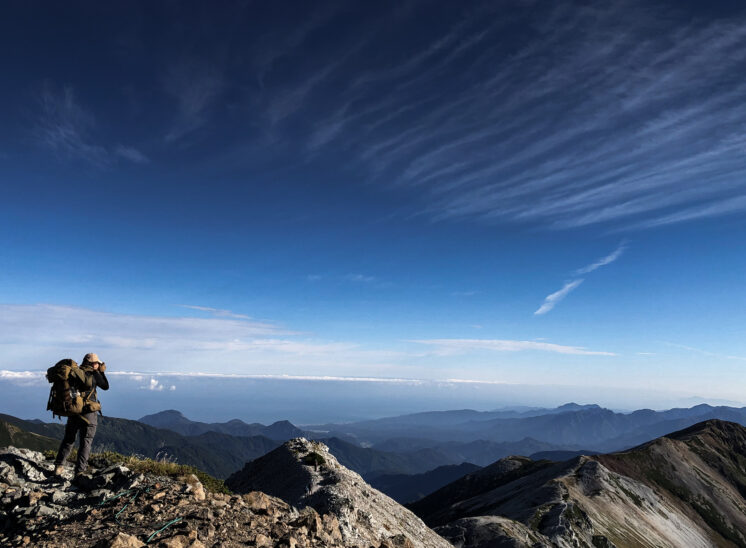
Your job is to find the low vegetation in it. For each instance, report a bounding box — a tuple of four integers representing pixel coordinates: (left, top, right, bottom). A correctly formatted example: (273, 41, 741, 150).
(43, 449, 231, 494)
(304, 451, 326, 468)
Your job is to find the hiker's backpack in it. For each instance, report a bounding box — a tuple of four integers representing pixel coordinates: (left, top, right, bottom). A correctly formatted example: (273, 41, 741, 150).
(46, 359, 92, 419)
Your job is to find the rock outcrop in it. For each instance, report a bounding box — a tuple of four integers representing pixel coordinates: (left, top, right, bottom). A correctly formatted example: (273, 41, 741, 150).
(227, 438, 452, 548)
(0, 445, 364, 547)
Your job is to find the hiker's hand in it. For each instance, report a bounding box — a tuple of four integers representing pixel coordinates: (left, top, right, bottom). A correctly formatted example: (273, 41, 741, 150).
(99, 363, 106, 373)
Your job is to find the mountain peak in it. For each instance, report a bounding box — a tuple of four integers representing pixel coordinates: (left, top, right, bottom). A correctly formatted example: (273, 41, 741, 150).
(665, 418, 746, 449)
(138, 409, 188, 422)
(227, 438, 451, 547)
(270, 419, 294, 426)
(556, 402, 601, 411)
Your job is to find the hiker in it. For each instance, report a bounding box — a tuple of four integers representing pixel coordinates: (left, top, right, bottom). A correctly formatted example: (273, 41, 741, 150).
(53, 353, 109, 478)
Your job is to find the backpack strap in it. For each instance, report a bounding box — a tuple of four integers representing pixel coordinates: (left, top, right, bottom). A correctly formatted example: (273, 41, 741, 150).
(82, 371, 103, 416)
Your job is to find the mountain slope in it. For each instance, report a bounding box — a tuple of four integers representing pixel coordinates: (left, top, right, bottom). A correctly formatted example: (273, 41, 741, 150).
(370, 462, 482, 503)
(411, 419, 746, 547)
(0, 419, 59, 452)
(374, 437, 561, 466)
(323, 436, 455, 478)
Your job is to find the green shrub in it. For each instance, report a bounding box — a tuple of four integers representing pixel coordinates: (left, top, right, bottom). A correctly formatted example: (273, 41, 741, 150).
(303, 451, 325, 468)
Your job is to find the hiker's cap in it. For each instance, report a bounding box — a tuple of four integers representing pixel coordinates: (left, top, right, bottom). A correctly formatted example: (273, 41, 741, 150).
(83, 353, 101, 364)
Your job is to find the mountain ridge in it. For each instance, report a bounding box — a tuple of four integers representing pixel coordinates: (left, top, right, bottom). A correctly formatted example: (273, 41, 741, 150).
(412, 419, 746, 547)
(138, 409, 306, 440)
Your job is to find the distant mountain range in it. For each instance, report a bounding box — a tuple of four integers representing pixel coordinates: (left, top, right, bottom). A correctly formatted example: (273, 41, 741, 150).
(372, 437, 561, 466)
(0, 412, 464, 481)
(138, 409, 305, 440)
(307, 402, 746, 451)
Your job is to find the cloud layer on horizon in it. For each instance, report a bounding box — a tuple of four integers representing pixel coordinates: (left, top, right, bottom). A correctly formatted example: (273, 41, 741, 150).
(0, 303, 616, 378)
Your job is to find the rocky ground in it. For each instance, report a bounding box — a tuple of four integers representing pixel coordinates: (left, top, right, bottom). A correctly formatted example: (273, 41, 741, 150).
(0, 445, 420, 547)
(227, 438, 452, 548)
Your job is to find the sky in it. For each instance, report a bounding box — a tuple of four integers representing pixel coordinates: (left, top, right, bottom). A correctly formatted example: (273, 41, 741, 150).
(2, 0, 746, 421)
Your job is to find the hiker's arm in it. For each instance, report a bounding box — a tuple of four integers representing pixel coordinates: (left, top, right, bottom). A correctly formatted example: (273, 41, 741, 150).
(93, 370, 109, 390)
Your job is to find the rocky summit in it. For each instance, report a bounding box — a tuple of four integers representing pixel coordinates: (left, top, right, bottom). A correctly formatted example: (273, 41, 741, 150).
(227, 438, 452, 548)
(0, 444, 421, 547)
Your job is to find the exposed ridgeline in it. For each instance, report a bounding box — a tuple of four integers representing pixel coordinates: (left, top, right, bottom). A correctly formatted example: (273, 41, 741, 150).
(0, 441, 450, 547)
(226, 438, 452, 548)
(139, 410, 306, 440)
(410, 419, 746, 547)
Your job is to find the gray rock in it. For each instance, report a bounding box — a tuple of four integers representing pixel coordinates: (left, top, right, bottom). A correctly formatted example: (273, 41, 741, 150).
(227, 438, 451, 548)
(34, 504, 57, 517)
(0, 447, 50, 482)
(51, 490, 73, 504)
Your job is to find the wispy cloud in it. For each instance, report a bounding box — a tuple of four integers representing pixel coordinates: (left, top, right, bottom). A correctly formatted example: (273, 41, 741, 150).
(0, 303, 286, 352)
(34, 84, 148, 167)
(1, 368, 496, 388)
(253, 2, 746, 230)
(344, 273, 377, 283)
(535, 241, 627, 315)
(114, 145, 149, 164)
(534, 279, 584, 316)
(34, 85, 109, 167)
(575, 241, 627, 274)
(306, 273, 383, 285)
(411, 338, 614, 356)
(163, 59, 224, 143)
(180, 305, 253, 320)
(0, 303, 401, 374)
(664, 342, 746, 362)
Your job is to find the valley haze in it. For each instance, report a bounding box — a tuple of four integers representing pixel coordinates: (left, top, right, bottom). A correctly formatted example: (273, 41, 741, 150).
(1, 371, 742, 424)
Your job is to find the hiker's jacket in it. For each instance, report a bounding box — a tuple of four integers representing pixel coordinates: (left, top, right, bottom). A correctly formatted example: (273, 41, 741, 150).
(86, 370, 109, 403)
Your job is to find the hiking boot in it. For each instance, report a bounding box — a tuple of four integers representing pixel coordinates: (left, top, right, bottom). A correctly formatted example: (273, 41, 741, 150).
(54, 464, 64, 476)
(72, 472, 93, 490)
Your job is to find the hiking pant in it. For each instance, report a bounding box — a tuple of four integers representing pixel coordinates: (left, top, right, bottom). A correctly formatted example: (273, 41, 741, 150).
(54, 412, 97, 474)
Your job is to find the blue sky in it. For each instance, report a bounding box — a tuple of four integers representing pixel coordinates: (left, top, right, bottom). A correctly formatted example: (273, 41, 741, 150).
(2, 0, 746, 414)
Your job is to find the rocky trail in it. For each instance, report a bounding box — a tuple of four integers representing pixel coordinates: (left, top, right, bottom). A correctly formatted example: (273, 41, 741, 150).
(0, 445, 422, 548)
